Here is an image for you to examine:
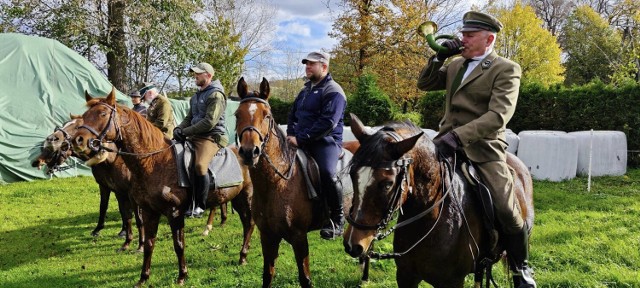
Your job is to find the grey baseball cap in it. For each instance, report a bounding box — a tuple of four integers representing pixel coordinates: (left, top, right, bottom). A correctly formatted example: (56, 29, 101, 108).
(189, 62, 215, 75)
(301, 51, 330, 65)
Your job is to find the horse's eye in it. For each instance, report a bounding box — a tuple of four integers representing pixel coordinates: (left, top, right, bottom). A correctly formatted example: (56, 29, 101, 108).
(101, 111, 107, 117)
(380, 181, 394, 191)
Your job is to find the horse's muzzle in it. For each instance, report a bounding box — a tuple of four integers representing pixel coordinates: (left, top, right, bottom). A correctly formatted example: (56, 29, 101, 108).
(238, 146, 260, 166)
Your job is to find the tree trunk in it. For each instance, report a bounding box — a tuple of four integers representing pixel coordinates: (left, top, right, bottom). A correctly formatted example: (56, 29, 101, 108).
(107, 0, 128, 92)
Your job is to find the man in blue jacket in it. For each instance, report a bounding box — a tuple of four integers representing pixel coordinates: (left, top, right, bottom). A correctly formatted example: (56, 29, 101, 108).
(173, 62, 228, 218)
(287, 51, 347, 240)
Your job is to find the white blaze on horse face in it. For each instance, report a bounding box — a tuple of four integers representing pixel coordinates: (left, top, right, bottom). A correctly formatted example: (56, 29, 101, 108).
(62, 119, 78, 130)
(248, 103, 258, 121)
(355, 166, 375, 221)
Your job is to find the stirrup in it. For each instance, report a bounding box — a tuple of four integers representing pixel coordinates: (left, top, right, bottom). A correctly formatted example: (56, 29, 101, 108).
(320, 219, 343, 240)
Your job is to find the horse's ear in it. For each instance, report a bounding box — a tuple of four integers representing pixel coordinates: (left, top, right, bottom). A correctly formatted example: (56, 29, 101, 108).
(85, 90, 93, 102)
(350, 113, 371, 143)
(388, 131, 424, 159)
(237, 77, 248, 99)
(106, 86, 116, 106)
(69, 113, 82, 119)
(259, 77, 270, 100)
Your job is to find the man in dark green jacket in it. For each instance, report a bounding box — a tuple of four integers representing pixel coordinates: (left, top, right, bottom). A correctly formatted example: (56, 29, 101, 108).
(417, 11, 535, 288)
(173, 62, 227, 218)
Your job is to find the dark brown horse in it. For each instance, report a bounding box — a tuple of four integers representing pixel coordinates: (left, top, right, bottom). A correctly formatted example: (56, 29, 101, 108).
(71, 89, 254, 287)
(235, 77, 357, 287)
(343, 115, 534, 287)
(32, 115, 143, 252)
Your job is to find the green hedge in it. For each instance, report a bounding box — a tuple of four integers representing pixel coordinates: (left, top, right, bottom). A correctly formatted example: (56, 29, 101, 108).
(418, 81, 640, 167)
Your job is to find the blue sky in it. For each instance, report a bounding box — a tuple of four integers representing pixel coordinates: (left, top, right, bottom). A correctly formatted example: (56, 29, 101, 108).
(243, 1, 342, 81)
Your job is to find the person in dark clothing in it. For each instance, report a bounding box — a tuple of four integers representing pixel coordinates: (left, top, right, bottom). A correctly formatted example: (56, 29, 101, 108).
(173, 62, 228, 218)
(286, 51, 347, 240)
(128, 90, 147, 117)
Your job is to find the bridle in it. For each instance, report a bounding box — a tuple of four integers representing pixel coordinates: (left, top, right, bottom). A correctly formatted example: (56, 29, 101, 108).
(236, 97, 295, 179)
(42, 125, 75, 175)
(346, 129, 454, 260)
(77, 102, 173, 157)
(77, 102, 122, 153)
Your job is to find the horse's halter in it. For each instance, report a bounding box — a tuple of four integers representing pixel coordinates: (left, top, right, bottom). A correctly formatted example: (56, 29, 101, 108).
(78, 102, 121, 153)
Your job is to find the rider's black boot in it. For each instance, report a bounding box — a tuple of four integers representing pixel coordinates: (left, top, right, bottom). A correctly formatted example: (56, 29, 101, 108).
(505, 224, 536, 288)
(320, 179, 344, 240)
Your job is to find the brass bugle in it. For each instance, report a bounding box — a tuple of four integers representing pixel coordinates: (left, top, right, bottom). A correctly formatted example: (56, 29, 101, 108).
(417, 21, 461, 54)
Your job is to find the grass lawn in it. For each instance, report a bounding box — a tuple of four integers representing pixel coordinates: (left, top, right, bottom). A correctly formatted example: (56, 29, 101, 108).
(0, 169, 639, 287)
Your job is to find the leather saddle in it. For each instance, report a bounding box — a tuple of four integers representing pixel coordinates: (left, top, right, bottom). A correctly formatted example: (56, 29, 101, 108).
(296, 148, 353, 201)
(173, 141, 244, 189)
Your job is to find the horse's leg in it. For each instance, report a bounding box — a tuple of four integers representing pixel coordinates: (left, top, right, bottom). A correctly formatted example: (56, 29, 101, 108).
(260, 231, 282, 288)
(169, 214, 188, 285)
(133, 205, 144, 252)
(136, 210, 160, 288)
(396, 268, 421, 288)
(220, 203, 228, 226)
(115, 190, 133, 252)
(232, 194, 254, 265)
(203, 206, 215, 236)
(291, 233, 312, 288)
(91, 185, 111, 237)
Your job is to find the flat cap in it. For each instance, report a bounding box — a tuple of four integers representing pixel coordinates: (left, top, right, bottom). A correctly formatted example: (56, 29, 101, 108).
(138, 82, 156, 95)
(189, 62, 215, 75)
(128, 90, 141, 97)
(301, 51, 330, 65)
(460, 11, 503, 33)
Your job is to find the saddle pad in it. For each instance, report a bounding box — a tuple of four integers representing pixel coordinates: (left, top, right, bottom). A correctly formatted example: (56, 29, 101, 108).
(173, 142, 243, 188)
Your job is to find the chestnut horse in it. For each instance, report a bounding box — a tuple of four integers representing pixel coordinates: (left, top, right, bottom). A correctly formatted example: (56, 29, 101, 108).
(343, 115, 534, 287)
(32, 115, 143, 252)
(235, 77, 357, 287)
(71, 89, 254, 287)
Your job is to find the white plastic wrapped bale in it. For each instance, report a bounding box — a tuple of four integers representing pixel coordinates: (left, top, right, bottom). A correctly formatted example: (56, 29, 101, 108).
(516, 131, 578, 181)
(568, 131, 627, 176)
(421, 129, 438, 140)
(505, 129, 520, 154)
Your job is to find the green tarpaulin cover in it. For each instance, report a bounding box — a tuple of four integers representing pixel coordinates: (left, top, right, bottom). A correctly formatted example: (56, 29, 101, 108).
(0, 33, 238, 184)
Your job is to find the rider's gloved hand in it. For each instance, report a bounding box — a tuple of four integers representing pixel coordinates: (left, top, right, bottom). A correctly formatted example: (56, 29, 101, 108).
(436, 39, 463, 61)
(173, 127, 186, 142)
(433, 131, 461, 158)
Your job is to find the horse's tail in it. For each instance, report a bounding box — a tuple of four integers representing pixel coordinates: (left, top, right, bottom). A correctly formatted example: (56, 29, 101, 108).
(506, 152, 534, 230)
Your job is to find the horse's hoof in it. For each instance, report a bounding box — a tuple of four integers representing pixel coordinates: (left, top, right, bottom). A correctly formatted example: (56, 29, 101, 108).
(117, 245, 129, 253)
(134, 280, 145, 288)
(91, 231, 100, 237)
(118, 230, 127, 238)
(136, 246, 144, 253)
(238, 258, 248, 265)
(202, 229, 210, 236)
(176, 278, 185, 286)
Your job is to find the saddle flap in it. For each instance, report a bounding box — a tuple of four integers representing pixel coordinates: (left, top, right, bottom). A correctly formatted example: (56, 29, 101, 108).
(296, 148, 354, 201)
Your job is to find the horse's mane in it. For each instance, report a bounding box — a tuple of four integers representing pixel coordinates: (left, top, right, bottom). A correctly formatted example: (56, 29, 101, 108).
(86, 98, 167, 148)
(351, 120, 424, 169)
(271, 121, 296, 163)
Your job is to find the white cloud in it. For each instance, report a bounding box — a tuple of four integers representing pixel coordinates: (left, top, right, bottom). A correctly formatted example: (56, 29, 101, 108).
(277, 22, 311, 38)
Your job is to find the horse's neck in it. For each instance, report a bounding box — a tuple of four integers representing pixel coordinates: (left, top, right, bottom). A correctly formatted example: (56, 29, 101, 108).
(118, 124, 172, 173)
(256, 127, 295, 181)
(406, 153, 448, 215)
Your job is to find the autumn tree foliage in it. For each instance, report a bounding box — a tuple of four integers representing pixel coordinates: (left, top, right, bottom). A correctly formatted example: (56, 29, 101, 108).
(492, 3, 565, 86)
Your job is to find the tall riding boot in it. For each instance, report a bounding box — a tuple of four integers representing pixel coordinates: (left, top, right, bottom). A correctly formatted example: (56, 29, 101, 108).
(320, 179, 344, 240)
(192, 174, 210, 218)
(505, 225, 537, 288)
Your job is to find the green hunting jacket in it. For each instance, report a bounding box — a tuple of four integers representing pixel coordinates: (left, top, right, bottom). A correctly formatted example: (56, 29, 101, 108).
(417, 50, 522, 162)
(146, 95, 176, 140)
